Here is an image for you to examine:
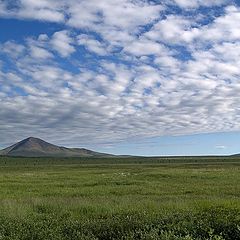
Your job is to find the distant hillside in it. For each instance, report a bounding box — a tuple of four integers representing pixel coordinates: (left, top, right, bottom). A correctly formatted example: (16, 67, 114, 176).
(0, 137, 114, 157)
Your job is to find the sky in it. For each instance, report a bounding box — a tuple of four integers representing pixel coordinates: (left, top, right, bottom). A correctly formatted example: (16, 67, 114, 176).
(1, 0, 240, 156)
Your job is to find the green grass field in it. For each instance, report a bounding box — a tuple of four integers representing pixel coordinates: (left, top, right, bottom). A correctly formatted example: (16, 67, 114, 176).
(0, 156, 240, 239)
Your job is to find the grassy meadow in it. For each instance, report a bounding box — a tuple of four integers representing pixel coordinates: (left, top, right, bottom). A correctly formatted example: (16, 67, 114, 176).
(0, 156, 240, 239)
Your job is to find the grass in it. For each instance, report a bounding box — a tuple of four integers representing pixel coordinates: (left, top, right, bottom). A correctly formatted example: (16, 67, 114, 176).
(0, 156, 240, 239)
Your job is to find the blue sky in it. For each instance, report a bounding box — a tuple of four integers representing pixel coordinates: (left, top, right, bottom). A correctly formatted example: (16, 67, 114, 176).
(95, 131, 240, 156)
(1, 0, 240, 156)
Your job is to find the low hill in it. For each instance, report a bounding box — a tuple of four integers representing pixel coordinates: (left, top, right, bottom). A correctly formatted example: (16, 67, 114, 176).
(0, 137, 113, 157)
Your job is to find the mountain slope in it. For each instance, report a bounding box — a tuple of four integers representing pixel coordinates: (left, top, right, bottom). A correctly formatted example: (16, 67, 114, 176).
(0, 137, 113, 157)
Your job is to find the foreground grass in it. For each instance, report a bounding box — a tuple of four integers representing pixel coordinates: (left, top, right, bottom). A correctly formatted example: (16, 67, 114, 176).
(0, 157, 240, 239)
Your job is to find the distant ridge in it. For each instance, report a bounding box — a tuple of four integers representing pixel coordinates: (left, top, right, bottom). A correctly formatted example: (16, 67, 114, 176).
(0, 137, 114, 157)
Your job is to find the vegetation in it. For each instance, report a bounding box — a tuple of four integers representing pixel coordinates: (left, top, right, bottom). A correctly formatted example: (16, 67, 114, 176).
(0, 156, 239, 239)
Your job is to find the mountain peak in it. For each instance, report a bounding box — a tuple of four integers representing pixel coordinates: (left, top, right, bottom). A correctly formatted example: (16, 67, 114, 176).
(0, 137, 113, 158)
(20, 137, 49, 145)
(25, 137, 40, 141)
(14, 137, 41, 145)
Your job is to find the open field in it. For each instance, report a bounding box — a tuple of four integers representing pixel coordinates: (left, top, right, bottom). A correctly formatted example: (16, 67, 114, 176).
(0, 156, 240, 239)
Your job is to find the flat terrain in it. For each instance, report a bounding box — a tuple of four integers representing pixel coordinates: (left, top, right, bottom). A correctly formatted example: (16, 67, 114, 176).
(0, 156, 240, 239)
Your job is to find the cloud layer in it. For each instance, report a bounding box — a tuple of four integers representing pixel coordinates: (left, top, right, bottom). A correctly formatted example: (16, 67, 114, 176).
(0, 0, 240, 149)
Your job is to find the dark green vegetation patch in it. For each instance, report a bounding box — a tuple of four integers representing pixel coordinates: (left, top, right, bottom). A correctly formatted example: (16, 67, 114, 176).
(0, 156, 239, 239)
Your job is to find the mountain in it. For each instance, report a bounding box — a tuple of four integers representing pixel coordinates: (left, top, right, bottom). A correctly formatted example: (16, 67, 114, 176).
(0, 137, 113, 157)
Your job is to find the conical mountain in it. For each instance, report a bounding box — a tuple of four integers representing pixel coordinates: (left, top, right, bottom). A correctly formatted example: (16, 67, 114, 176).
(0, 137, 113, 157)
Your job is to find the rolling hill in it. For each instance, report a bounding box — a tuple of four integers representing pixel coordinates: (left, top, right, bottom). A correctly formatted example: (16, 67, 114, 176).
(0, 137, 113, 157)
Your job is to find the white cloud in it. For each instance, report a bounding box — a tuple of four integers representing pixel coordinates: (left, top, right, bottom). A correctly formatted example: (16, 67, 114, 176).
(1, 0, 240, 149)
(172, 0, 227, 8)
(77, 34, 108, 56)
(145, 15, 200, 44)
(0, 0, 65, 22)
(67, 0, 163, 31)
(144, 5, 240, 48)
(201, 5, 240, 43)
(30, 46, 53, 59)
(215, 145, 226, 149)
(1, 41, 25, 59)
(51, 30, 75, 57)
(124, 37, 167, 56)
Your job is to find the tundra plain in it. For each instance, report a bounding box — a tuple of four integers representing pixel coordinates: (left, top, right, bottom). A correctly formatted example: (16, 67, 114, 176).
(0, 156, 240, 239)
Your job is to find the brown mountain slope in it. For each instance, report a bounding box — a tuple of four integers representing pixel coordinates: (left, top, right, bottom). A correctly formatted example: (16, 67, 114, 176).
(0, 137, 113, 157)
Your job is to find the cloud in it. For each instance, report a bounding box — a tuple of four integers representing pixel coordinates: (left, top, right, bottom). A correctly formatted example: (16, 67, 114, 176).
(171, 0, 227, 8)
(215, 145, 226, 149)
(50, 30, 75, 57)
(145, 15, 200, 45)
(144, 5, 240, 48)
(1, 41, 25, 59)
(67, 1, 163, 31)
(30, 46, 53, 59)
(124, 37, 167, 57)
(1, 0, 240, 149)
(201, 5, 240, 43)
(77, 34, 108, 56)
(0, 0, 65, 22)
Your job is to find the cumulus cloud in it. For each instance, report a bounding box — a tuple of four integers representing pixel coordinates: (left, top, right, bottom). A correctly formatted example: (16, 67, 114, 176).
(201, 5, 240, 43)
(124, 37, 168, 57)
(171, 0, 228, 8)
(0, 0, 65, 22)
(77, 34, 108, 56)
(30, 46, 53, 59)
(67, 0, 162, 31)
(50, 30, 75, 57)
(0, 0, 240, 149)
(145, 15, 200, 44)
(1, 41, 25, 59)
